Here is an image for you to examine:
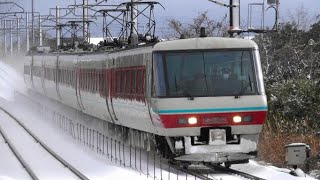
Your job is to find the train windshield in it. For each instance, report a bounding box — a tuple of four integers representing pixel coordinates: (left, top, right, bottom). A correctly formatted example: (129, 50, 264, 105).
(152, 50, 258, 98)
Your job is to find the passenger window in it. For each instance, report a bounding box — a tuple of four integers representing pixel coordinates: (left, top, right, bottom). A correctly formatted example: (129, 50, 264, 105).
(126, 70, 131, 94)
(121, 70, 126, 95)
(137, 69, 142, 95)
(131, 70, 136, 95)
(116, 71, 121, 95)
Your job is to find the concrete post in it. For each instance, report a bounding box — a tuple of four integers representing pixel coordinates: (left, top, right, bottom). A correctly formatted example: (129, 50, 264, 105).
(39, 14, 42, 46)
(17, 17, 21, 53)
(26, 12, 30, 52)
(56, 6, 61, 49)
(4, 20, 7, 56)
(10, 20, 13, 56)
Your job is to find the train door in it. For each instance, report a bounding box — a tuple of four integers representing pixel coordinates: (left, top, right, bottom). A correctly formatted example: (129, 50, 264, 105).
(75, 56, 85, 111)
(106, 57, 118, 122)
(145, 52, 159, 132)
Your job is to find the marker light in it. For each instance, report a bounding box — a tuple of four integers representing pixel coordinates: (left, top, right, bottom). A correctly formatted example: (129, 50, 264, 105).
(233, 116, 242, 123)
(243, 116, 253, 122)
(178, 118, 188, 125)
(188, 117, 198, 125)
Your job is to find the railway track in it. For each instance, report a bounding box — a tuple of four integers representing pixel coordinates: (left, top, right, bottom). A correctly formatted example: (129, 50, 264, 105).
(169, 161, 265, 180)
(205, 163, 266, 180)
(0, 106, 89, 180)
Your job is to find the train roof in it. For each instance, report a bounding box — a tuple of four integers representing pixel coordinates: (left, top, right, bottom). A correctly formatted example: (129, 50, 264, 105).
(153, 37, 258, 51)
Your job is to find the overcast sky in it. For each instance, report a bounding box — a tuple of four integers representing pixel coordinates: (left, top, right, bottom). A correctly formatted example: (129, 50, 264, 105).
(12, 0, 320, 37)
(31, 0, 319, 18)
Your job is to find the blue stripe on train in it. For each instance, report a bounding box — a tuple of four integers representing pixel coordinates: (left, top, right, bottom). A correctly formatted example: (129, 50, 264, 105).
(156, 106, 268, 114)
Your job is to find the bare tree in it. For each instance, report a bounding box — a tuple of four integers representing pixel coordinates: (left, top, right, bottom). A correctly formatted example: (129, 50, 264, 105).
(288, 4, 316, 30)
(166, 11, 228, 39)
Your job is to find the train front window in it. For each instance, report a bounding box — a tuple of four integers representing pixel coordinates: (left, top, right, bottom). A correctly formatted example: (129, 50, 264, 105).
(153, 50, 258, 98)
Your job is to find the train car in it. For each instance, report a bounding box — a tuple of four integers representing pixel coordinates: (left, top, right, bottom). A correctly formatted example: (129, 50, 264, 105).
(24, 37, 268, 165)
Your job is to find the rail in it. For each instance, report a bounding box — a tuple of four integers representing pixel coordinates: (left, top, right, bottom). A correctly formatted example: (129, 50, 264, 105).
(205, 163, 266, 180)
(0, 106, 90, 180)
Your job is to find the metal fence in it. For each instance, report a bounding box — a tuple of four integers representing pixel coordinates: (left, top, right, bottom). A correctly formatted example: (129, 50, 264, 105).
(40, 107, 213, 180)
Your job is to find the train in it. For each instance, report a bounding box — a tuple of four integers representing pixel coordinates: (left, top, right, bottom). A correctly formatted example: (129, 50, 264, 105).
(23, 37, 268, 166)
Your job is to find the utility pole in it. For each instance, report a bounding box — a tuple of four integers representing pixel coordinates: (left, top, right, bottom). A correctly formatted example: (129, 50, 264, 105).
(10, 20, 13, 56)
(83, 0, 89, 43)
(229, 0, 241, 37)
(39, 13, 42, 46)
(130, 0, 138, 45)
(26, 12, 30, 51)
(56, 6, 61, 49)
(31, 0, 35, 47)
(208, 0, 241, 37)
(4, 20, 7, 56)
(17, 16, 21, 53)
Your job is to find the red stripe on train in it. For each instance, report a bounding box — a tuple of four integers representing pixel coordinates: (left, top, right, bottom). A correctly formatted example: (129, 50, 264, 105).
(159, 111, 268, 128)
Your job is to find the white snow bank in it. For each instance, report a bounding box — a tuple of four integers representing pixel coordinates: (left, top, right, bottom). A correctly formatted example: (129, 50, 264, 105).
(0, 61, 27, 101)
(232, 160, 315, 180)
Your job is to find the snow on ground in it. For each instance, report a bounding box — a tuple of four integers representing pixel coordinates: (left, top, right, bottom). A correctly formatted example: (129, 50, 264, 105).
(0, 132, 33, 180)
(0, 110, 80, 180)
(232, 160, 315, 180)
(0, 58, 318, 180)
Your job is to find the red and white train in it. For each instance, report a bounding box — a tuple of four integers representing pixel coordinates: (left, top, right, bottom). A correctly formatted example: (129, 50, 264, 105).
(24, 37, 268, 165)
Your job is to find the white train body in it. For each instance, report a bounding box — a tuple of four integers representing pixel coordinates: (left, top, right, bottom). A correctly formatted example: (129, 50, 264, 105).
(24, 37, 267, 163)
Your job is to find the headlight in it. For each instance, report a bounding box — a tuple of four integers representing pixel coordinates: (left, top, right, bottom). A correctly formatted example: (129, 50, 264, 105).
(188, 117, 198, 125)
(233, 116, 242, 123)
(178, 117, 198, 125)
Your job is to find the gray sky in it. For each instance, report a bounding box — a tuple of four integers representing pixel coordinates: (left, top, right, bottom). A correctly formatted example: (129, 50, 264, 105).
(32, 0, 319, 19)
(13, 0, 320, 37)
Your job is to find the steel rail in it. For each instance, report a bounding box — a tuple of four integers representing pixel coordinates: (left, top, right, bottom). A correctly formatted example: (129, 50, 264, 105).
(0, 107, 90, 180)
(0, 115, 38, 180)
(205, 163, 266, 180)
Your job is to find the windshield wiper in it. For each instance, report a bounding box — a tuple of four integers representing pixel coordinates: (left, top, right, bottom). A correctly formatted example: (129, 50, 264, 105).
(235, 76, 252, 99)
(174, 74, 194, 100)
(178, 87, 194, 100)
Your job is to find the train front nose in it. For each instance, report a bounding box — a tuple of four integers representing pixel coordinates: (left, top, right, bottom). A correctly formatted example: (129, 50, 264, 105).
(154, 100, 267, 163)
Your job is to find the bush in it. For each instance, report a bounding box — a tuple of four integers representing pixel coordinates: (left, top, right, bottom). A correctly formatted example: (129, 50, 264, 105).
(258, 125, 320, 170)
(266, 79, 320, 134)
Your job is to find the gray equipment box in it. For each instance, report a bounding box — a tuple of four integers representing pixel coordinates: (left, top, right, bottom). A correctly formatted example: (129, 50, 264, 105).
(285, 143, 310, 165)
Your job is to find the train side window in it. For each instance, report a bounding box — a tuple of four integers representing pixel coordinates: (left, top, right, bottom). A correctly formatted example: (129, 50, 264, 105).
(116, 70, 121, 96)
(61, 69, 63, 83)
(99, 71, 104, 92)
(97, 71, 100, 93)
(94, 71, 97, 92)
(83, 70, 86, 90)
(93, 71, 96, 92)
(72, 70, 75, 87)
(142, 68, 145, 96)
(69, 70, 72, 86)
(91, 70, 94, 92)
(121, 70, 126, 95)
(125, 70, 131, 95)
(137, 69, 142, 95)
(66, 69, 69, 85)
(131, 70, 136, 96)
(89, 71, 92, 92)
(64, 69, 66, 84)
(87, 70, 90, 91)
(80, 70, 83, 90)
(64, 69, 67, 84)
(86, 70, 89, 91)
